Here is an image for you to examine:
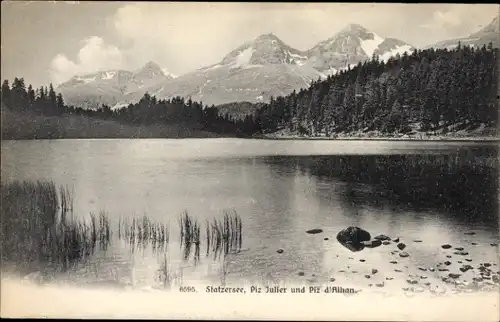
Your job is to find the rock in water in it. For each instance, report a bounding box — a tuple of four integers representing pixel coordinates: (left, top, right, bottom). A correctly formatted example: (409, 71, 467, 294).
(382, 241, 391, 245)
(397, 243, 406, 250)
(399, 252, 410, 258)
(374, 234, 391, 241)
(336, 226, 371, 251)
(337, 226, 371, 243)
(441, 244, 452, 249)
(277, 249, 284, 254)
(306, 229, 323, 234)
(392, 237, 400, 243)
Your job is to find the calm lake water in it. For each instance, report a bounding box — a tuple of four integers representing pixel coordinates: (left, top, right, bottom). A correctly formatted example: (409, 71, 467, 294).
(1, 139, 499, 295)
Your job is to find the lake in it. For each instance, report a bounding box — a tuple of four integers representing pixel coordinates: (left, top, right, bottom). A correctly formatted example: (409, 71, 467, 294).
(1, 139, 499, 296)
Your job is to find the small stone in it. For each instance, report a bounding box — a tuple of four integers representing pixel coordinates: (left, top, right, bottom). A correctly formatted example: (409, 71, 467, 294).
(454, 251, 469, 256)
(465, 258, 472, 262)
(359, 259, 365, 262)
(392, 237, 400, 242)
(446, 255, 452, 258)
(464, 232, 476, 235)
(375, 282, 385, 287)
(418, 267, 427, 271)
(399, 251, 409, 258)
(338, 270, 345, 273)
(448, 273, 461, 279)
(306, 228, 323, 234)
(444, 261, 452, 265)
(298, 271, 305, 276)
(395, 269, 403, 273)
(413, 239, 423, 243)
(457, 261, 462, 264)
(277, 249, 284, 254)
(483, 263, 492, 268)
(371, 269, 378, 275)
(368, 284, 373, 287)
(491, 243, 498, 246)
(389, 261, 398, 264)
(386, 277, 394, 280)
(471, 242, 477, 245)
(324, 237, 329, 240)
(438, 268, 449, 272)
(352, 270, 358, 274)
(382, 241, 391, 245)
(429, 267, 435, 272)
(454, 247, 464, 251)
(420, 275, 428, 279)
(330, 277, 335, 282)
(424, 282, 431, 286)
(397, 243, 406, 250)
(365, 275, 371, 279)
(441, 244, 452, 249)
(407, 279, 418, 285)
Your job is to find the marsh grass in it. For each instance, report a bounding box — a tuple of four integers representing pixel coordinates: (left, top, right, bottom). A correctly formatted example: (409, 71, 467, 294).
(1, 180, 111, 274)
(208, 210, 243, 259)
(179, 211, 201, 262)
(118, 216, 169, 254)
(2, 180, 243, 286)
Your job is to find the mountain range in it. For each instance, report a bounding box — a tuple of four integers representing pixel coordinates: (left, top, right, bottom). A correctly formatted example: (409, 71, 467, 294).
(57, 17, 499, 109)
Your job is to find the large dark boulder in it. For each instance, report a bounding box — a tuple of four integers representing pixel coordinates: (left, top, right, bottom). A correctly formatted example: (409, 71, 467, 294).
(337, 226, 371, 244)
(336, 226, 371, 252)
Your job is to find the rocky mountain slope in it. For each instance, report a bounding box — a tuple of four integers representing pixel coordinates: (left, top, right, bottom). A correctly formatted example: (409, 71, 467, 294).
(426, 15, 499, 50)
(57, 61, 175, 109)
(57, 24, 416, 108)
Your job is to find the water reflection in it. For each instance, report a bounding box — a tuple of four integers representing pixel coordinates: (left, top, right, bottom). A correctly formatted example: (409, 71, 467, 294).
(259, 147, 498, 232)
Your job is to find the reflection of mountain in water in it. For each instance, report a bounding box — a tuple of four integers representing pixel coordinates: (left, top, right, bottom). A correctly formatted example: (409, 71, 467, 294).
(262, 146, 498, 229)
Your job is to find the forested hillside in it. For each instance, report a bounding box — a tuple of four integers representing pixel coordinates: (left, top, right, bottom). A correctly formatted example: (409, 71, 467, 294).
(244, 43, 498, 137)
(1, 43, 498, 139)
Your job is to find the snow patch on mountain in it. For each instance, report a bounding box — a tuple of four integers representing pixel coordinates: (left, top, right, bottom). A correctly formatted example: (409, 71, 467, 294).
(102, 71, 116, 80)
(76, 76, 96, 84)
(360, 32, 384, 57)
(162, 68, 177, 78)
(379, 45, 413, 62)
(232, 47, 255, 69)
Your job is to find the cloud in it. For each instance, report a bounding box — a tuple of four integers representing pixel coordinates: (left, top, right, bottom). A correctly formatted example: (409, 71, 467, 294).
(420, 5, 497, 34)
(49, 36, 124, 84)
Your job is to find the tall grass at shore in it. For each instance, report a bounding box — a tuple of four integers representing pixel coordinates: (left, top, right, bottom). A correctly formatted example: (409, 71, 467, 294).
(1, 180, 110, 273)
(2, 180, 243, 286)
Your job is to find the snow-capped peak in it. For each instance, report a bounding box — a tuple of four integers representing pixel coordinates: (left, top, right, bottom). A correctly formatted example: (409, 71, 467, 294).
(220, 33, 309, 67)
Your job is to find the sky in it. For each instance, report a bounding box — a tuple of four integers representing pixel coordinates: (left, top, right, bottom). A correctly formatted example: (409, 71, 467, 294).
(1, 2, 499, 88)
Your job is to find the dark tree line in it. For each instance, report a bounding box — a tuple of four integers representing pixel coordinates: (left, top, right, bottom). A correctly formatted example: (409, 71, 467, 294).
(1, 43, 497, 137)
(1, 78, 235, 135)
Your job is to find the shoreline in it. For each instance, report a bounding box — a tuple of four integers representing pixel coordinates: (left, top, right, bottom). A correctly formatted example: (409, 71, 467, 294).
(2, 136, 499, 142)
(256, 134, 499, 143)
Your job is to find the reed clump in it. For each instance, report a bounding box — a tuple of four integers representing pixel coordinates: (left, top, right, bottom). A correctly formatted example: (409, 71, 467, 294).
(179, 211, 201, 261)
(207, 210, 243, 259)
(1, 180, 111, 273)
(118, 215, 169, 253)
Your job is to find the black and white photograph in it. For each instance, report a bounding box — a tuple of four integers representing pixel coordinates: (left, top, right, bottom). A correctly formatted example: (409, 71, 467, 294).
(1, 2, 499, 320)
